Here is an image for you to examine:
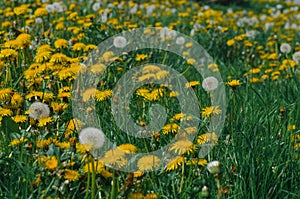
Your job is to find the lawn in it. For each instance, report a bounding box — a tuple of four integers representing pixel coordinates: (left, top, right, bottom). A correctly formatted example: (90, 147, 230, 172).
(0, 0, 299, 198)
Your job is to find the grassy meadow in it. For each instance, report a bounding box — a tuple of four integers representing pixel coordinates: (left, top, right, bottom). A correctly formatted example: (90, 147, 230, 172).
(0, 0, 299, 198)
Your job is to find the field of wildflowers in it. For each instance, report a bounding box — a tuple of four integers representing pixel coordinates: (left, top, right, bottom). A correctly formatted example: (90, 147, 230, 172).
(0, 0, 299, 198)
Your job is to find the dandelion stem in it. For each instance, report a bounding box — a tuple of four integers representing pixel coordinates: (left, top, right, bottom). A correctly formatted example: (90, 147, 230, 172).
(215, 177, 221, 199)
(110, 170, 117, 199)
(84, 157, 91, 199)
(91, 158, 96, 199)
(179, 160, 185, 193)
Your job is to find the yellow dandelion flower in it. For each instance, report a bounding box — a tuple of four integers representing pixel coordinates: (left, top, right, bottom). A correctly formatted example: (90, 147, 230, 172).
(2, 21, 11, 28)
(90, 63, 106, 74)
(282, 59, 296, 68)
(14, 6, 27, 15)
(0, 88, 13, 102)
(137, 155, 160, 171)
(103, 148, 128, 168)
(201, 106, 221, 118)
(51, 102, 68, 113)
(101, 170, 113, 178)
(13, 115, 27, 123)
(142, 88, 164, 101)
(142, 65, 161, 74)
(185, 42, 193, 48)
(9, 137, 28, 146)
(4, 40, 18, 48)
(187, 58, 196, 65)
(249, 77, 262, 83)
(82, 88, 97, 102)
(54, 38, 68, 49)
(249, 68, 261, 74)
(197, 133, 218, 145)
(186, 158, 207, 166)
(197, 159, 208, 166)
(11, 92, 23, 107)
(185, 81, 200, 88)
(35, 51, 52, 63)
(170, 91, 179, 97)
(170, 113, 193, 122)
(38, 117, 52, 127)
(76, 143, 87, 154)
(155, 70, 169, 80)
(65, 118, 84, 137)
(83, 160, 105, 174)
(138, 73, 156, 82)
(288, 125, 296, 131)
(169, 139, 195, 155)
(208, 63, 219, 72)
(118, 143, 137, 153)
(129, 192, 144, 199)
(37, 44, 54, 53)
(226, 80, 242, 88)
(165, 156, 184, 172)
(54, 141, 70, 149)
(268, 53, 278, 60)
(294, 143, 300, 150)
(145, 193, 158, 199)
(0, 108, 13, 116)
(84, 44, 97, 52)
(44, 156, 58, 170)
(64, 169, 79, 181)
(0, 49, 18, 59)
(95, 90, 113, 101)
(36, 138, 52, 148)
(72, 42, 86, 51)
(16, 33, 31, 48)
(162, 123, 180, 134)
(50, 53, 68, 64)
(133, 170, 144, 178)
(34, 7, 48, 17)
(183, 126, 198, 135)
(227, 39, 235, 46)
(135, 54, 148, 61)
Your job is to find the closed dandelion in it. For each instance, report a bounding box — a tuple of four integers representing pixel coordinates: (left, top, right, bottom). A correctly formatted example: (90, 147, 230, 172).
(64, 169, 79, 181)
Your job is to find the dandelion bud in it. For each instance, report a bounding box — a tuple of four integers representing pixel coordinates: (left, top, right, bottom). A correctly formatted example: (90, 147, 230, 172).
(201, 186, 209, 198)
(207, 160, 221, 175)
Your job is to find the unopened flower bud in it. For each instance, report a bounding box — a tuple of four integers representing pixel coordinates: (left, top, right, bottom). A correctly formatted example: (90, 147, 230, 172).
(207, 160, 221, 175)
(201, 186, 209, 198)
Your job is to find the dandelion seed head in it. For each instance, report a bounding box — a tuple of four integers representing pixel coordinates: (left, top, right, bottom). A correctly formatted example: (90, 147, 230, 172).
(176, 36, 185, 45)
(79, 127, 105, 151)
(292, 51, 300, 63)
(280, 43, 291, 54)
(202, 76, 219, 92)
(113, 36, 127, 48)
(28, 102, 50, 120)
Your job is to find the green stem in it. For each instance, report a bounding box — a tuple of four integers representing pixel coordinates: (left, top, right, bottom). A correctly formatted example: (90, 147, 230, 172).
(179, 161, 185, 193)
(110, 170, 117, 199)
(216, 178, 221, 199)
(91, 159, 96, 199)
(84, 159, 91, 199)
